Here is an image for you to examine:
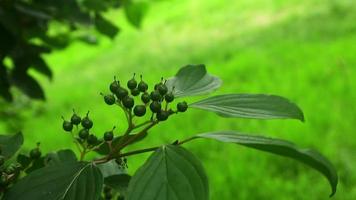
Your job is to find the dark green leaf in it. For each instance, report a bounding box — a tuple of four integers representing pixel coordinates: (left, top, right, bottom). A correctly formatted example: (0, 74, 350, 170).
(0, 64, 12, 101)
(11, 73, 45, 100)
(166, 64, 222, 98)
(124, 1, 148, 28)
(0, 132, 24, 158)
(25, 157, 45, 174)
(95, 13, 119, 39)
(31, 56, 53, 80)
(83, 0, 110, 12)
(4, 162, 103, 200)
(127, 145, 209, 200)
(192, 131, 337, 197)
(45, 149, 77, 165)
(105, 174, 131, 192)
(190, 94, 304, 121)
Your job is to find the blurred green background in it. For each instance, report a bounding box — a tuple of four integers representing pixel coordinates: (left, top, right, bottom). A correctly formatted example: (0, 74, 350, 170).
(1, 0, 356, 199)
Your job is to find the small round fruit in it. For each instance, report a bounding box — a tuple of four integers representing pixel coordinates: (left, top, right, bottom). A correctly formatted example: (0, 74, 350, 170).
(30, 148, 41, 159)
(71, 113, 81, 125)
(157, 110, 169, 121)
(122, 96, 134, 109)
(134, 105, 146, 117)
(141, 93, 150, 104)
(62, 121, 73, 132)
(138, 81, 148, 92)
(127, 77, 137, 89)
(150, 90, 161, 101)
(158, 84, 168, 95)
(104, 94, 116, 105)
(154, 82, 163, 90)
(165, 92, 174, 103)
(149, 101, 161, 113)
(177, 101, 188, 112)
(115, 87, 128, 99)
(104, 131, 114, 142)
(87, 134, 98, 145)
(79, 129, 89, 139)
(81, 117, 93, 129)
(110, 80, 120, 93)
(131, 88, 140, 96)
(0, 155, 5, 166)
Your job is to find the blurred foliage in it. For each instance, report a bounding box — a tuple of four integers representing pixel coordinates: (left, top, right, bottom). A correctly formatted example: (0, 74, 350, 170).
(0, 0, 148, 102)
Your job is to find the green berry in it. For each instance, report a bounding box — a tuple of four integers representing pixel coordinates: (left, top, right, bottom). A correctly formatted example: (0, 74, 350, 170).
(87, 134, 98, 145)
(138, 81, 148, 92)
(115, 87, 128, 99)
(104, 131, 114, 141)
(71, 113, 81, 125)
(150, 90, 161, 101)
(110, 80, 120, 93)
(158, 84, 168, 95)
(177, 101, 188, 112)
(149, 101, 161, 113)
(154, 82, 163, 90)
(141, 93, 150, 103)
(63, 120, 73, 132)
(127, 75, 137, 89)
(81, 116, 93, 129)
(131, 88, 140, 96)
(0, 155, 5, 166)
(134, 105, 146, 117)
(104, 94, 116, 105)
(79, 129, 89, 139)
(30, 148, 41, 159)
(157, 110, 169, 121)
(122, 96, 134, 109)
(165, 92, 174, 102)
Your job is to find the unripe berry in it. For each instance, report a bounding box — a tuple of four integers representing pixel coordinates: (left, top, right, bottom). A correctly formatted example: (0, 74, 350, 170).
(79, 129, 89, 139)
(177, 101, 188, 112)
(138, 80, 148, 92)
(110, 80, 120, 93)
(71, 113, 81, 125)
(30, 148, 41, 159)
(150, 90, 161, 101)
(63, 120, 73, 132)
(164, 92, 174, 103)
(154, 82, 163, 90)
(131, 88, 140, 96)
(141, 92, 150, 104)
(157, 110, 169, 121)
(104, 94, 116, 105)
(134, 105, 146, 117)
(127, 74, 137, 89)
(149, 101, 161, 113)
(104, 131, 114, 142)
(122, 96, 134, 109)
(81, 115, 93, 129)
(115, 87, 128, 100)
(87, 134, 98, 145)
(158, 84, 168, 95)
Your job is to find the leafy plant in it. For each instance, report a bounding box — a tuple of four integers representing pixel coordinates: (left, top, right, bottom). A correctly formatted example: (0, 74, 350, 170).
(0, 0, 148, 101)
(0, 65, 338, 199)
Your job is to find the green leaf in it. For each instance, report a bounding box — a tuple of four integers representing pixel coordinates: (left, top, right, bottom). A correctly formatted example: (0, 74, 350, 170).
(166, 64, 222, 98)
(45, 149, 77, 165)
(0, 132, 24, 158)
(11, 73, 45, 100)
(192, 131, 338, 197)
(31, 56, 53, 80)
(127, 145, 209, 200)
(124, 1, 148, 28)
(105, 174, 131, 192)
(190, 94, 304, 121)
(98, 160, 125, 178)
(95, 13, 119, 39)
(25, 157, 45, 174)
(4, 162, 103, 200)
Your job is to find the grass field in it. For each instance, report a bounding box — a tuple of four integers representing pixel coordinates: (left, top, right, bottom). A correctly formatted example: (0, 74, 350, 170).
(2, 0, 356, 199)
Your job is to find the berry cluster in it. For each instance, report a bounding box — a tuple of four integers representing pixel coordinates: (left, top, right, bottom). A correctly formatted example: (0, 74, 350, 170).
(0, 144, 41, 189)
(102, 74, 188, 121)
